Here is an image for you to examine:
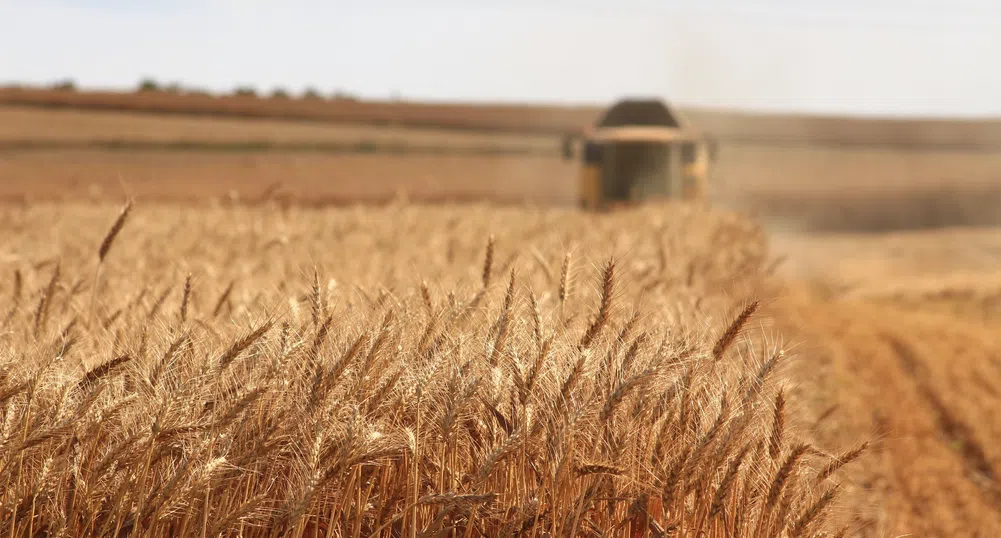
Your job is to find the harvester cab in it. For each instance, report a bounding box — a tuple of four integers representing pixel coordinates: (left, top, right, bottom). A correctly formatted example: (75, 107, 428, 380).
(563, 98, 717, 210)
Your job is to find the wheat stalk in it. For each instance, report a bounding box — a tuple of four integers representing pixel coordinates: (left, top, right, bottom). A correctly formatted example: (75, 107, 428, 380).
(0, 202, 868, 538)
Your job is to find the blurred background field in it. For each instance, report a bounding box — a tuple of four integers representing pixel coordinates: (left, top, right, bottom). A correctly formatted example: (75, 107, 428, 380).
(3, 88, 1001, 232)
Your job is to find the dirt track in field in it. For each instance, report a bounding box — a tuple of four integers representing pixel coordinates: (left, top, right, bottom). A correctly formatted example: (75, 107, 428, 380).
(765, 227, 1001, 537)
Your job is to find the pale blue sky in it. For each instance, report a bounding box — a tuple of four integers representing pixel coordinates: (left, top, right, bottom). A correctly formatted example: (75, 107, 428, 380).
(1, 1, 1000, 117)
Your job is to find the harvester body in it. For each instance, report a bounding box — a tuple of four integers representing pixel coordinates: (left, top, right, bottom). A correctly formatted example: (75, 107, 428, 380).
(569, 98, 716, 209)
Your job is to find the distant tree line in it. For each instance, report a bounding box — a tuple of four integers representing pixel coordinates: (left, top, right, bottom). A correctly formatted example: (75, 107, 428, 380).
(135, 77, 359, 101)
(12, 77, 360, 102)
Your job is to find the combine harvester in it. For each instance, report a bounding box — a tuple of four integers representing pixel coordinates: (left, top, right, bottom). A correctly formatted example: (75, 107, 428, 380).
(564, 98, 718, 209)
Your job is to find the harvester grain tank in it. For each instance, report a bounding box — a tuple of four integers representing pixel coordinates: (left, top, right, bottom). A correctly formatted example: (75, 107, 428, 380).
(565, 98, 717, 209)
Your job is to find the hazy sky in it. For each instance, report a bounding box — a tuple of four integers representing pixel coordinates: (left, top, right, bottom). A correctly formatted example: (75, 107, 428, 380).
(2, 0, 1000, 117)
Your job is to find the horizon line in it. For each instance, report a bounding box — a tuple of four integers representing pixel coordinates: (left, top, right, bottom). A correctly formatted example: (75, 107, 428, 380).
(3, 80, 1001, 124)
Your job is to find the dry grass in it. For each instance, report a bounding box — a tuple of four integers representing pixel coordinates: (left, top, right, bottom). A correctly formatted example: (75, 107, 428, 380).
(0, 200, 865, 537)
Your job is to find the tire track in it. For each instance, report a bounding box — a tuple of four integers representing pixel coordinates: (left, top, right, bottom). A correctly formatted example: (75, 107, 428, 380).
(882, 334, 1001, 513)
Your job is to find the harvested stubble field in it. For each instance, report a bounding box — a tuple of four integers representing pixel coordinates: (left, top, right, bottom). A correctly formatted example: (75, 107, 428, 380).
(764, 226, 1001, 537)
(0, 200, 874, 537)
(0, 104, 576, 207)
(0, 106, 559, 151)
(0, 150, 577, 207)
(771, 288, 1001, 538)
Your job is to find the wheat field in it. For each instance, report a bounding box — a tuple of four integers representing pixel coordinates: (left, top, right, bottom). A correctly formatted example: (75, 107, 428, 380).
(6, 92, 1001, 537)
(0, 200, 868, 537)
